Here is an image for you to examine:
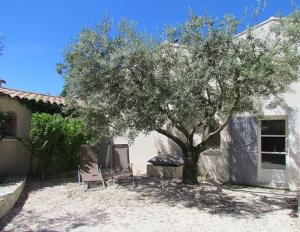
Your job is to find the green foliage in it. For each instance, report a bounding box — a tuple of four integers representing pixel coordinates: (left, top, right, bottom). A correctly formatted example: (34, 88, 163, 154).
(0, 111, 12, 138)
(28, 112, 89, 179)
(60, 85, 67, 97)
(61, 12, 300, 146)
(59, 11, 300, 183)
(19, 99, 63, 115)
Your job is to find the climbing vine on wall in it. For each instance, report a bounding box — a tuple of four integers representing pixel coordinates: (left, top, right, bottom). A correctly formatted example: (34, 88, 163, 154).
(19, 99, 64, 115)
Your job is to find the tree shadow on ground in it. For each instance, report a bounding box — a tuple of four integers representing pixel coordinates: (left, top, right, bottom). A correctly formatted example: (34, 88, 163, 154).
(130, 177, 298, 218)
(0, 177, 297, 231)
(0, 178, 110, 232)
(0, 182, 30, 231)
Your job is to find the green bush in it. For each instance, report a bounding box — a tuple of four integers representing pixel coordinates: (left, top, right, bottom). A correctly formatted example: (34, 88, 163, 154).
(29, 112, 89, 180)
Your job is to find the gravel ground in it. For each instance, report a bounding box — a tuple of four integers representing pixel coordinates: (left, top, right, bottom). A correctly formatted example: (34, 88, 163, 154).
(0, 177, 298, 232)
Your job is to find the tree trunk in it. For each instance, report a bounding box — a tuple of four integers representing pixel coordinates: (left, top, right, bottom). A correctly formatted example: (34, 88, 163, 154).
(182, 149, 200, 185)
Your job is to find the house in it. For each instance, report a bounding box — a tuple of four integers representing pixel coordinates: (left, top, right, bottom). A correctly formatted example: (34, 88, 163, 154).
(114, 17, 300, 191)
(0, 83, 65, 176)
(1, 17, 299, 191)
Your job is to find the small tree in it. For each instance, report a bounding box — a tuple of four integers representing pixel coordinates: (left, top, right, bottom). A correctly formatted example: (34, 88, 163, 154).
(28, 113, 89, 180)
(60, 12, 300, 184)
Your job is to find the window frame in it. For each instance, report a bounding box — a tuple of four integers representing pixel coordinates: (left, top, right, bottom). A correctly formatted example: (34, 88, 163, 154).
(259, 117, 288, 170)
(0, 111, 17, 139)
(203, 122, 221, 150)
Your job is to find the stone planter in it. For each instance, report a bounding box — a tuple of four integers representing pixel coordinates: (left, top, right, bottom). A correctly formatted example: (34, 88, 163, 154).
(147, 164, 183, 179)
(0, 175, 26, 219)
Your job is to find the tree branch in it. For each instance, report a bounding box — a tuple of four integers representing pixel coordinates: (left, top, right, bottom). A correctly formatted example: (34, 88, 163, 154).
(197, 115, 231, 151)
(159, 106, 192, 145)
(190, 121, 204, 137)
(196, 69, 241, 152)
(155, 128, 187, 153)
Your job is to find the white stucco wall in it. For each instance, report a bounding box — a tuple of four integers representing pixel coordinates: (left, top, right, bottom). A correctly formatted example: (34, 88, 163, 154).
(0, 96, 31, 175)
(0, 96, 31, 138)
(283, 84, 300, 191)
(239, 17, 300, 190)
(114, 128, 230, 181)
(200, 127, 230, 183)
(114, 131, 181, 175)
(256, 81, 300, 191)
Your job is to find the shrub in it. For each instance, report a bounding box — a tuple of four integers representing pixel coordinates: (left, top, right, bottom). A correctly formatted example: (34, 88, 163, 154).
(28, 112, 89, 180)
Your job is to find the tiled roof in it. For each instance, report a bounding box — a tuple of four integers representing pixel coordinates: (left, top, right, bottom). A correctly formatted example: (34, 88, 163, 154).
(0, 87, 66, 105)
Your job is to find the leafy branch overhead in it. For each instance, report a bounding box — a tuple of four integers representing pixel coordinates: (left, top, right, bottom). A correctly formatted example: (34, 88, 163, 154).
(59, 11, 300, 184)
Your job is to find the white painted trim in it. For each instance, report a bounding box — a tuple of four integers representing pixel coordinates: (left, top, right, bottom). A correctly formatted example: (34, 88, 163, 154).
(261, 151, 286, 155)
(257, 116, 289, 187)
(261, 135, 286, 138)
(0, 138, 18, 142)
(235, 16, 280, 38)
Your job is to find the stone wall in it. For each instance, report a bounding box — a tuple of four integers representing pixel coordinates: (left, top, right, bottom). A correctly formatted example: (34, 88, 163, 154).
(0, 176, 26, 219)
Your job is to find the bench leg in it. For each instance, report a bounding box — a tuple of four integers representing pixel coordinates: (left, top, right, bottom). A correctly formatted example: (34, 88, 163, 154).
(132, 176, 135, 191)
(77, 168, 81, 185)
(83, 183, 88, 192)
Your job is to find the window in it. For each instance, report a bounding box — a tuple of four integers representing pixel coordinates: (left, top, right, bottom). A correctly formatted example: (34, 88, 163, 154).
(205, 124, 221, 149)
(261, 119, 286, 170)
(0, 111, 17, 138)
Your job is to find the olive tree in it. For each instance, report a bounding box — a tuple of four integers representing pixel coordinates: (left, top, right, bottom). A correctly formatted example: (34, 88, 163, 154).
(59, 12, 300, 184)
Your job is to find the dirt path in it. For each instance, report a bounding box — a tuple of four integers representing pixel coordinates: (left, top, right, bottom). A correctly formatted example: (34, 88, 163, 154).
(0, 178, 298, 232)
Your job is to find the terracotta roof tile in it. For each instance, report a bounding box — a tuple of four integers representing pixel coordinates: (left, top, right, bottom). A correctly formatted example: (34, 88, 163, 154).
(0, 87, 66, 105)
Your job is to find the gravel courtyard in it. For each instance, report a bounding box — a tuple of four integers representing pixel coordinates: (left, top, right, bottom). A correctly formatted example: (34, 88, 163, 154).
(0, 177, 298, 232)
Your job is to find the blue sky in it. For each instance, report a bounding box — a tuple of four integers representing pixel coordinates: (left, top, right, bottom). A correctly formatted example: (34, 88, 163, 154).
(0, 0, 298, 96)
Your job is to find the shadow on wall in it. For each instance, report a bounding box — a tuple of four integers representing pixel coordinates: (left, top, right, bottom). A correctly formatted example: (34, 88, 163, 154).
(155, 129, 183, 156)
(276, 103, 300, 191)
(228, 117, 258, 186)
(200, 152, 229, 182)
(155, 127, 230, 182)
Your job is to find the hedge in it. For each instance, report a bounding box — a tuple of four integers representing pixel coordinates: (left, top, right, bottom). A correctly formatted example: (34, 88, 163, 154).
(29, 112, 89, 180)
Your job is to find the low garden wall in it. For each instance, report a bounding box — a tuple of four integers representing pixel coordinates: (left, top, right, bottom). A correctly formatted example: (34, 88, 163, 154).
(147, 164, 183, 179)
(0, 175, 26, 219)
(0, 139, 31, 176)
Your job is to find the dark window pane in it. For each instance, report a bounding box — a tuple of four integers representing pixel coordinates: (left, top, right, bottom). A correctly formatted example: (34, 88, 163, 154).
(261, 137, 285, 152)
(206, 132, 220, 148)
(204, 123, 220, 149)
(261, 120, 285, 135)
(261, 153, 286, 169)
(1, 111, 17, 137)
